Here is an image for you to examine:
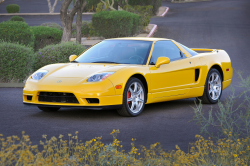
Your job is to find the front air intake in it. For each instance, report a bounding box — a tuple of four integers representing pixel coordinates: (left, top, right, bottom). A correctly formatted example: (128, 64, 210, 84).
(38, 92, 79, 103)
(86, 98, 99, 104)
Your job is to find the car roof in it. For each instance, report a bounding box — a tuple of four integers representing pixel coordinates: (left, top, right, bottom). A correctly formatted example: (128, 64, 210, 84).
(106, 37, 171, 42)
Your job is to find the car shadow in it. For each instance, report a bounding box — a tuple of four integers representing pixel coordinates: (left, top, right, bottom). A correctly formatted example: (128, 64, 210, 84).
(28, 98, 198, 120)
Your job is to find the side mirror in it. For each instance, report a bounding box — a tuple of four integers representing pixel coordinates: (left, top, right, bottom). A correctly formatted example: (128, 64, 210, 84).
(155, 57, 170, 68)
(69, 55, 78, 62)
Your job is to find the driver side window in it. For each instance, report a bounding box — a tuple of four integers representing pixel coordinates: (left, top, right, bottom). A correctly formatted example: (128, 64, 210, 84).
(150, 40, 185, 64)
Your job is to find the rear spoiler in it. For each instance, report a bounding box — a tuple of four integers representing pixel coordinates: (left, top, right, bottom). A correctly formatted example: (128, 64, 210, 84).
(191, 48, 221, 52)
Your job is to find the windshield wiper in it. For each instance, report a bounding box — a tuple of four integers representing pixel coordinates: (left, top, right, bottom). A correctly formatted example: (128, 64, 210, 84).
(71, 60, 78, 63)
(92, 61, 120, 64)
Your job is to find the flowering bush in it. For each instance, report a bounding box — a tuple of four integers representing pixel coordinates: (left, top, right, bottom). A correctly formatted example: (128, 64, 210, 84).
(30, 26, 62, 51)
(0, 129, 249, 165)
(0, 21, 35, 48)
(33, 42, 85, 71)
(0, 42, 34, 83)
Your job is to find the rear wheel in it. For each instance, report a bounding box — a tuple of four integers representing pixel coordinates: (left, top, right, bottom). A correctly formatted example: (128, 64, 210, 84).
(197, 68, 222, 104)
(117, 78, 146, 117)
(38, 107, 60, 112)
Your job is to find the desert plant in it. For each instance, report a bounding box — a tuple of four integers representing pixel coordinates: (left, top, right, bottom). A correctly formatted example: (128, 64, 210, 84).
(40, 22, 63, 31)
(30, 26, 62, 51)
(92, 10, 140, 38)
(0, 130, 250, 165)
(5, 4, 20, 13)
(192, 71, 250, 141)
(9, 16, 25, 22)
(33, 42, 85, 71)
(0, 21, 35, 48)
(0, 42, 34, 83)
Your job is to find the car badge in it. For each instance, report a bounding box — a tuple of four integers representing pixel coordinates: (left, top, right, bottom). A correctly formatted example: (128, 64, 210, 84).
(57, 80, 62, 83)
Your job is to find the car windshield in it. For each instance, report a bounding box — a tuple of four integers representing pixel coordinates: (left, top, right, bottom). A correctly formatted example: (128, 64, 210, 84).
(75, 40, 153, 65)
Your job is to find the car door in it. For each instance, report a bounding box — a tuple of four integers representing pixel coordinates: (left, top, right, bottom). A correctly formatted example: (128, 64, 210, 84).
(149, 40, 195, 99)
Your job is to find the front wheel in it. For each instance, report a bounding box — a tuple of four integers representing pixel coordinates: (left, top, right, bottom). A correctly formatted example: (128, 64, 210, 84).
(197, 68, 222, 104)
(117, 78, 146, 117)
(38, 106, 60, 112)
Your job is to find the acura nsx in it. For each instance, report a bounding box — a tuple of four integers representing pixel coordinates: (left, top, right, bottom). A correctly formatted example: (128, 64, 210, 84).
(23, 37, 233, 116)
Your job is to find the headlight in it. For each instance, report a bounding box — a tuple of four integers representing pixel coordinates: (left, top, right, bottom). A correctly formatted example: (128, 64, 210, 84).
(87, 72, 114, 82)
(31, 70, 48, 80)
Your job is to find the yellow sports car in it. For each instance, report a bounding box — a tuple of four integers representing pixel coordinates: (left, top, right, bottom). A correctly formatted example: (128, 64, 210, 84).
(23, 37, 233, 116)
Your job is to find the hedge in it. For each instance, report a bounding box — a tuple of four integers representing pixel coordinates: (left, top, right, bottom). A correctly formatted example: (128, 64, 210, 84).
(9, 16, 25, 22)
(0, 42, 34, 83)
(0, 21, 35, 48)
(40, 22, 63, 31)
(30, 26, 63, 51)
(92, 10, 140, 38)
(33, 42, 85, 71)
(123, 5, 153, 30)
(127, 0, 161, 15)
(5, 4, 20, 13)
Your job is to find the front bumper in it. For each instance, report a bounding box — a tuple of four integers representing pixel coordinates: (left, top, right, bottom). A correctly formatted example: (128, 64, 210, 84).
(23, 102, 122, 110)
(23, 78, 123, 108)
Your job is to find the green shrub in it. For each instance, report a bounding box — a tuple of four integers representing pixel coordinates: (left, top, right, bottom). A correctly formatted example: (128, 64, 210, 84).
(0, 21, 35, 48)
(0, 42, 34, 83)
(123, 5, 153, 30)
(127, 0, 161, 15)
(9, 16, 25, 22)
(92, 10, 140, 38)
(30, 26, 62, 51)
(40, 22, 63, 31)
(72, 21, 99, 37)
(33, 42, 85, 71)
(81, 21, 91, 37)
(5, 4, 20, 13)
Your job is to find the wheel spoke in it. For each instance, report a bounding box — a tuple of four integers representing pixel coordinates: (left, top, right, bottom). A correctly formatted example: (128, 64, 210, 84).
(131, 102, 135, 110)
(133, 82, 138, 92)
(209, 88, 213, 93)
(127, 98, 132, 102)
(211, 91, 215, 99)
(211, 73, 214, 82)
(135, 102, 140, 111)
(128, 87, 134, 96)
(137, 98, 144, 103)
(136, 88, 143, 96)
(214, 74, 219, 82)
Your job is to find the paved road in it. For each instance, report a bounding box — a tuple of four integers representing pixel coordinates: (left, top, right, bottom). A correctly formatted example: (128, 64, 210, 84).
(0, 0, 250, 152)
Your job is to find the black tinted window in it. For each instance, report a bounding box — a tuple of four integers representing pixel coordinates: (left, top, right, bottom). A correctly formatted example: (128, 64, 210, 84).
(150, 40, 185, 64)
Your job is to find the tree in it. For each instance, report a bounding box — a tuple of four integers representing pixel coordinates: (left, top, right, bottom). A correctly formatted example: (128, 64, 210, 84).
(47, 0, 59, 13)
(118, 0, 128, 8)
(60, 0, 87, 44)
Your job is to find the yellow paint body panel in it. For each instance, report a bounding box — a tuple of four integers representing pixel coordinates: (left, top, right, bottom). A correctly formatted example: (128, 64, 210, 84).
(23, 37, 233, 108)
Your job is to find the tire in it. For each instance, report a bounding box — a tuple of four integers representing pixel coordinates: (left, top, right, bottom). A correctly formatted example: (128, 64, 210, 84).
(197, 68, 223, 104)
(38, 106, 60, 112)
(117, 78, 146, 117)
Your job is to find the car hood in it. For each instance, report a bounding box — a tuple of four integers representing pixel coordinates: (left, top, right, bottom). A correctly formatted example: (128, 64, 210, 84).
(40, 63, 127, 83)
